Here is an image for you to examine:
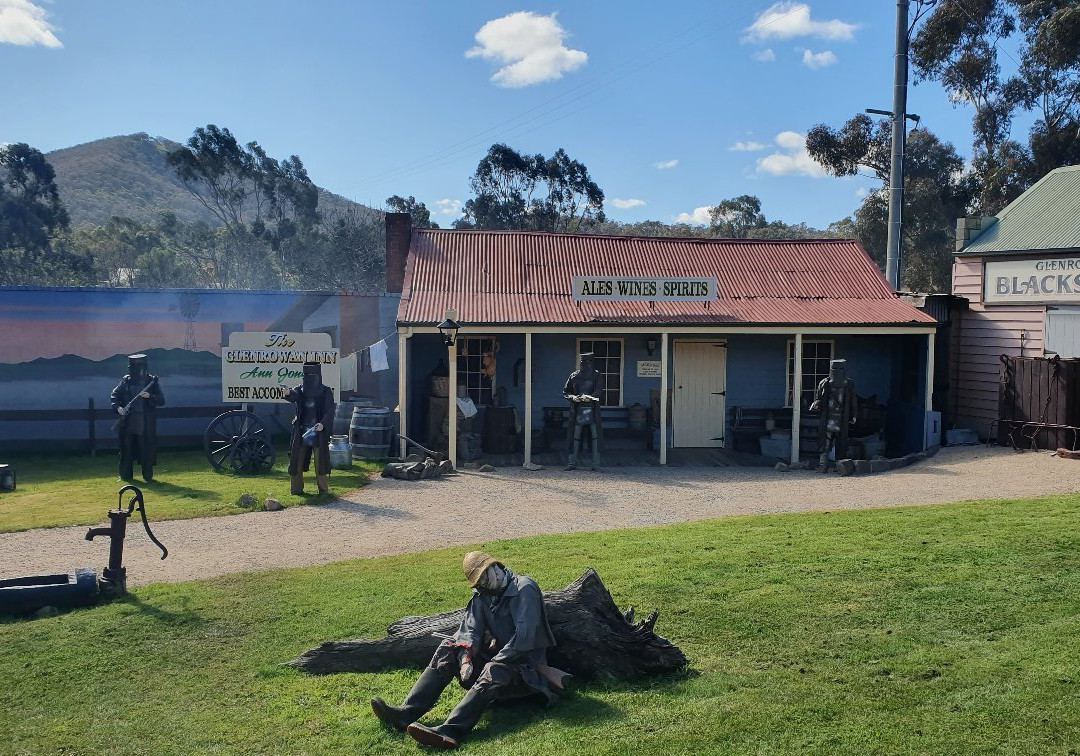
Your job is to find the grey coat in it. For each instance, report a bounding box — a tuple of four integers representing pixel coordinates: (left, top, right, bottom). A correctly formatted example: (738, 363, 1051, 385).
(453, 571, 556, 697)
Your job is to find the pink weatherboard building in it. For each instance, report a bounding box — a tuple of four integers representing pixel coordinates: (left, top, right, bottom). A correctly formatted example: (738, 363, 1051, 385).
(951, 165, 1080, 439)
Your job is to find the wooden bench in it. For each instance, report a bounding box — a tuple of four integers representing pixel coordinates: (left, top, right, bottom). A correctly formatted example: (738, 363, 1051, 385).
(542, 405, 653, 451)
(729, 406, 794, 453)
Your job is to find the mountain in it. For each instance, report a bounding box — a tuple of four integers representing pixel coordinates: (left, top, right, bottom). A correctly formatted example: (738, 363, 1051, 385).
(46, 133, 379, 228)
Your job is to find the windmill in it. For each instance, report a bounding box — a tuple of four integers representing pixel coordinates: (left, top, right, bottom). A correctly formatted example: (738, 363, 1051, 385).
(179, 293, 200, 350)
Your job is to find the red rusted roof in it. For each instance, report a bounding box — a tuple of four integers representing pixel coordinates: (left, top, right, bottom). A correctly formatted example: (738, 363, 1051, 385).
(397, 230, 936, 326)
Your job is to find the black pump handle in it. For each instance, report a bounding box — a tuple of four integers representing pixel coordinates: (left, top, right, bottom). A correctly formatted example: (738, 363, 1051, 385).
(116, 484, 168, 560)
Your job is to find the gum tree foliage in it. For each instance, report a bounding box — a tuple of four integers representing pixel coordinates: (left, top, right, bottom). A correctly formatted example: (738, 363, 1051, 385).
(911, 0, 1080, 212)
(385, 195, 438, 229)
(707, 195, 767, 238)
(808, 117, 970, 292)
(0, 143, 93, 285)
(462, 143, 605, 232)
(166, 124, 319, 288)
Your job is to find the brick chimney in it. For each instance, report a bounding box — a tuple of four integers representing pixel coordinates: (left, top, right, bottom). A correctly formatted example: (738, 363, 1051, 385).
(385, 212, 411, 293)
(955, 216, 997, 252)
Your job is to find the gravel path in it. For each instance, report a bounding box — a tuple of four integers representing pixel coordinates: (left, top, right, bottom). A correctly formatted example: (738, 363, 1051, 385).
(2, 446, 1077, 587)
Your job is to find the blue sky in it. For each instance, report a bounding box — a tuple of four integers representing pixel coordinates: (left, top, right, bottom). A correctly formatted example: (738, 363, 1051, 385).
(1, 1, 1004, 230)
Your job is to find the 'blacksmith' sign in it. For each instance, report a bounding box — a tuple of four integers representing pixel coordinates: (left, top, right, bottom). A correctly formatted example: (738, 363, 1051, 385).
(984, 258, 1080, 303)
(223, 332, 340, 403)
(571, 276, 717, 302)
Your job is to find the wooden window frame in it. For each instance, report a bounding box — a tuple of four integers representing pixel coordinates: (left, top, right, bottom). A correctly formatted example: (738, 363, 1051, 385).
(574, 338, 624, 407)
(785, 339, 835, 409)
(456, 336, 497, 406)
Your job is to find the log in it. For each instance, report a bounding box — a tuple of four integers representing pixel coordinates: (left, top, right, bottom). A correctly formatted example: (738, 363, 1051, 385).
(286, 568, 688, 679)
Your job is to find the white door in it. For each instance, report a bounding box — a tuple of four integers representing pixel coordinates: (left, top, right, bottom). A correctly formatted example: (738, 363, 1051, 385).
(673, 341, 727, 447)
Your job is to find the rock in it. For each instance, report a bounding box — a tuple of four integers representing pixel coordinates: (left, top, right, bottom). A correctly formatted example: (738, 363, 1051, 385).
(774, 462, 789, 472)
(461, 462, 481, 470)
(1056, 447, 1080, 460)
(870, 459, 888, 474)
(836, 459, 855, 476)
(33, 606, 59, 618)
(237, 493, 258, 508)
(478, 464, 496, 472)
(522, 462, 544, 471)
(263, 497, 283, 511)
(854, 460, 872, 475)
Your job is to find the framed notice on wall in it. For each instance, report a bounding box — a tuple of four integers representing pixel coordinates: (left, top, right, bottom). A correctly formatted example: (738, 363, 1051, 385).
(637, 360, 662, 377)
(222, 332, 340, 403)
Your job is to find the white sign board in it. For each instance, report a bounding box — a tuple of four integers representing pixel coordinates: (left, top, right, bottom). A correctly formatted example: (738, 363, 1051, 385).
(222, 332, 339, 403)
(571, 276, 717, 302)
(637, 360, 662, 377)
(984, 258, 1080, 303)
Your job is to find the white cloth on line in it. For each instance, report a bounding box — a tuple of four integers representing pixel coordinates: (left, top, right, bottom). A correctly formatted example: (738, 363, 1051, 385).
(339, 352, 357, 392)
(369, 339, 389, 372)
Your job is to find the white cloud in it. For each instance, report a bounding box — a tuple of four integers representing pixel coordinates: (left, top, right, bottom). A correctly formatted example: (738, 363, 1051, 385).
(0, 0, 61, 47)
(611, 198, 646, 209)
(802, 48, 837, 68)
(774, 130, 805, 150)
(675, 206, 714, 225)
(755, 131, 825, 177)
(743, 2, 857, 42)
(855, 186, 869, 199)
(730, 140, 766, 152)
(435, 198, 462, 216)
(465, 11, 586, 88)
(652, 159, 679, 170)
(752, 48, 776, 62)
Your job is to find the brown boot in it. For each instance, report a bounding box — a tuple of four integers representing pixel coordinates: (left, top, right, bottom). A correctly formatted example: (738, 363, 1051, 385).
(406, 723, 459, 749)
(370, 697, 413, 732)
(290, 473, 304, 495)
(315, 474, 329, 494)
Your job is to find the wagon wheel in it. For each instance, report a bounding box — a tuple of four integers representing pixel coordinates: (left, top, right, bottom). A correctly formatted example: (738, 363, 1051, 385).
(229, 435, 276, 475)
(204, 410, 271, 472)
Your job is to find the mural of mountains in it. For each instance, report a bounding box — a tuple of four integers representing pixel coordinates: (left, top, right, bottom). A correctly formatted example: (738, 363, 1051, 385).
(46, 133, 379, 228)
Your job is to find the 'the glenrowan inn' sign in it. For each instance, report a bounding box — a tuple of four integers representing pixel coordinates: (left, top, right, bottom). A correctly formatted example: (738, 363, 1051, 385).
(984, 258, 1080, 303)
(571, 276, 717, 302)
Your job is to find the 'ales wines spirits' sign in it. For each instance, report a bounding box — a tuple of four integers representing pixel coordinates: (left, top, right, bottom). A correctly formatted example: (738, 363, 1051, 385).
(571, 276, 717, 302)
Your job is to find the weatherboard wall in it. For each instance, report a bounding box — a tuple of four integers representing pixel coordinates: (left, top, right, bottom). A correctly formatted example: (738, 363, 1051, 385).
(951, 256, 1048, 437)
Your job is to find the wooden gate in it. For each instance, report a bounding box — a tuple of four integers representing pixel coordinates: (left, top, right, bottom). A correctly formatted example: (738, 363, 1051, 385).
(997, 355, 1080, 449)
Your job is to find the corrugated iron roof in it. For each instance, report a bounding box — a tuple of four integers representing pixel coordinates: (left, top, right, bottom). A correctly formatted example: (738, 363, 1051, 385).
(960, 164, 1080, 256)
(398, 230, 936, 326)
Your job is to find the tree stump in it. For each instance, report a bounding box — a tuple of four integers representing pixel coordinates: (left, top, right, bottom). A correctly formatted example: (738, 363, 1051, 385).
(286, 568, 687, 679)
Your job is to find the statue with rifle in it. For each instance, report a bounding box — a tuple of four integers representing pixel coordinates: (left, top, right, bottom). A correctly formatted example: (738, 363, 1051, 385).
(562, 352, 605, 471)
(110, 354, 165, 482)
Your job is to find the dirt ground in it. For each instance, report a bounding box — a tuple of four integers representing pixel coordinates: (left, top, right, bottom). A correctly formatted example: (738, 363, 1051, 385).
(1, 445, 1078, 587)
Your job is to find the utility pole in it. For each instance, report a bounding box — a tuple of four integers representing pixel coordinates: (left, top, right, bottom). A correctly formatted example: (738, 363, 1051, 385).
(885, 0, 909, 291)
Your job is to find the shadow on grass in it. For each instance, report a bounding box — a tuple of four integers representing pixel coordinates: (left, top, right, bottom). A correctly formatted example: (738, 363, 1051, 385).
(466, 668, 698, 746)
(116, 592, 206, 627)
(137, 478, 221, 500)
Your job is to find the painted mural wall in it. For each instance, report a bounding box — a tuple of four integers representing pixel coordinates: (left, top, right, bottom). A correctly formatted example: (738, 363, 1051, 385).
(0, 287, 399, 445)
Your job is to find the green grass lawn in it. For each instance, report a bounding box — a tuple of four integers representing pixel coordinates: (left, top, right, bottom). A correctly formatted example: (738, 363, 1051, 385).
(0, 449, 382, 533)
(2, 493, 1079, 754)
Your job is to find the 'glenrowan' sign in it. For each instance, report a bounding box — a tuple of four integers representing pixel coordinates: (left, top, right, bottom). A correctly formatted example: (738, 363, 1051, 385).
(571, 276, 717, 302)
(984, 258, 1080, 303)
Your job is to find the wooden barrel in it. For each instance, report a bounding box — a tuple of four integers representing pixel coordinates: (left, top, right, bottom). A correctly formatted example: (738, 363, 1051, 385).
(333, 397, 374, 436)
(350, 407, 393, 459)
